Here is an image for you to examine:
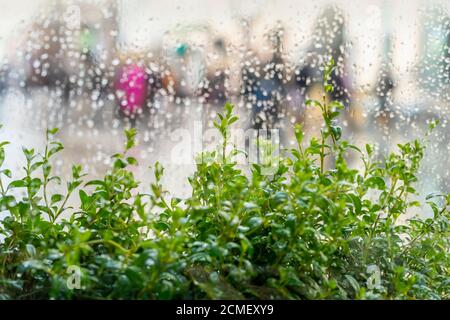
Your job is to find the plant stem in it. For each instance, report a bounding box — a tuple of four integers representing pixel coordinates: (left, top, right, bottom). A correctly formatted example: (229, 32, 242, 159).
(0, 177, 5, 196)
(363, 177, 398, 263)
(320, 135, 325, 174)
(54, 190, 72, 222)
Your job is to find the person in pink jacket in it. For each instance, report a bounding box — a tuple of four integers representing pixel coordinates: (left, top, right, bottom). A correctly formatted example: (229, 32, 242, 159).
(115, 62, 148, 120)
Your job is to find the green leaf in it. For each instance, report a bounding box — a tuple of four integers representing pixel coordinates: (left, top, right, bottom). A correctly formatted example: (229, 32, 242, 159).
(347, 193, 362, 215)
(0, 279, 23, 291)
(51, 194, 64, 204)
(364, 176, 386, 190)
(305, 99, 322, 109)
(125, 266, 144, 286)
(246, 216, 263, 230)
(68, 180, 82, 192)
(30, 161, 43, 173)
(26, 244, 37, 257)
(72, 165, 83, 179)
(330, 101, 345, 110)
(42, 162, 51, 178)
(19, 259, 46, 272)
(331, 125, 342, 140)
(1, 169, 11, 178)
(22, 147, 35, 161)
(8, 180, 26, 189)
(47, 128, 59, 136)
(125, 128, 137, 151)
(425, 192, 445, 200)
(294, 124, 304, 145)
(126, 157, 138, 166)
(345, 275, 360, 295)
(224, 102, 234, 115)
(113, 158, 127, 169)
(48, 176, 62, 184)
(79, 189, 89, 205)
(0, 141, 10, 148)
(154, 162, 164, 181)
(154, 221, 170, 231)
(365, 144, 373, 156)
(0, 148, 5, 167)
(85, 180, 105, 187)
(228, 115, 238, 125)
(48, 142, 64, 157)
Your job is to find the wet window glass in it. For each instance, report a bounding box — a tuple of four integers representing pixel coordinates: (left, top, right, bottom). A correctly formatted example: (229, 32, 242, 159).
(1, 0, 450, 302)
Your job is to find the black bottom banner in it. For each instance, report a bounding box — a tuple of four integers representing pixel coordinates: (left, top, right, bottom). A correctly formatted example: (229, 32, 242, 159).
(1, 300, 443, 319)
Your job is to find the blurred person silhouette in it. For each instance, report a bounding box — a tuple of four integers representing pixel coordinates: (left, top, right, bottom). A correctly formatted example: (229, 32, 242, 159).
(144, 59, 164, 110)
(374, 34, 396, 130)
(434, 12, 450, 103)
(168, 42, 192, 100)
(240, 22, 288, 164)
(142, 53, 168, 131)
(78, 24, 113, 99)
(160, 63, 177, 99)
(443, 16, 450, 82)
(294, 6, 350, 108)
(114, 51, 170, 128)
(21, 19, 70, 99)
(198, 38, 229, 107)
(289, 6, 351, 170)
(0, 65, 8, 97)
(64, 1, 119, 100)
(114, 53, 149, 127)
(418, 5, 450, 96)
(243, 23, 286, 133)
(197, 37, 230, 130)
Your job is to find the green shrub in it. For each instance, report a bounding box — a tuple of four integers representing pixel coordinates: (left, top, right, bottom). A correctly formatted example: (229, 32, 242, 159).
(0, 59, 448, 299)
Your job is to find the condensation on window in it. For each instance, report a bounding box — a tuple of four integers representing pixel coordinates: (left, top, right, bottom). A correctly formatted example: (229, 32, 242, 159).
(0, 0, 449, 206)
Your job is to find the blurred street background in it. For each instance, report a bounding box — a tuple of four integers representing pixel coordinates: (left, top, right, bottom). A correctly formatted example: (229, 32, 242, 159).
(0, 0, 450, 210)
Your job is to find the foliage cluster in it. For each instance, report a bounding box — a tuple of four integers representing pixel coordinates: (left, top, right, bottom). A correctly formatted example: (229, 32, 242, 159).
(0, 60, 448, 299)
